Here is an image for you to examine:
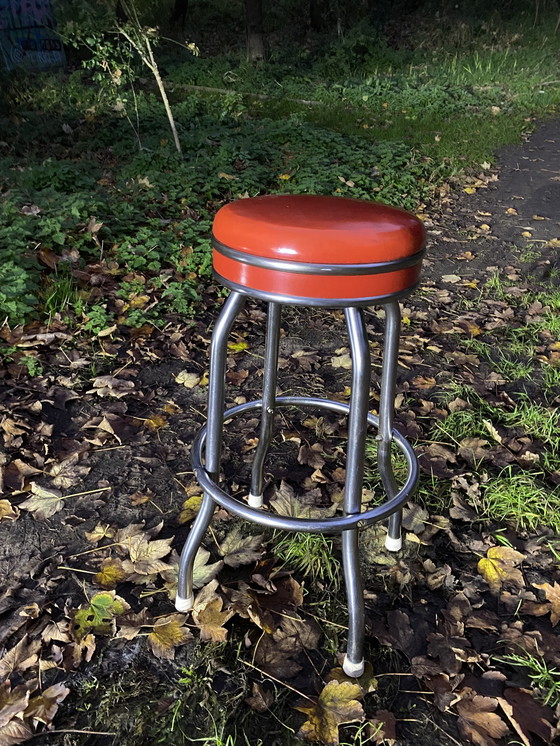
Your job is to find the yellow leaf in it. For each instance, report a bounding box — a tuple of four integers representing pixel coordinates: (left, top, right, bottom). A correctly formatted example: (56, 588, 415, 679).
(148, 614, 192, 659)
(178, 494, 203, 524)
(506, 207, 518, 215)
(144, 414, 168, 431)
(0, 499, 18, 521)
(296, 680, 365, 745)
(175, 370, 200, 388)
(522, 231, 533, 238)
(218, 172, 236, 180)
(477, 546, 525, 593)
(278, 173, 292, 180)
(94, 558, 127, 589)
(227, 340, 249, 352)
(464, 187, 476, 194)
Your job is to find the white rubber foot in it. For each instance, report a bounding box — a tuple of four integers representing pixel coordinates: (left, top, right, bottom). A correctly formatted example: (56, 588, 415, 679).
(342, 656, 365, 678)
(385, 535, 402, 552)
(248, 493, 263, 508)
(175, 594, 194, 612)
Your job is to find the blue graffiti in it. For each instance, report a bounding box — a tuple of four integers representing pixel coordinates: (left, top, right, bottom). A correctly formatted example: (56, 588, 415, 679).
(0, 0, 65, 70)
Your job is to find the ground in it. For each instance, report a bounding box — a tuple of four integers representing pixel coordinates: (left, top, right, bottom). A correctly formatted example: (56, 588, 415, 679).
(1, 119, 560, 746)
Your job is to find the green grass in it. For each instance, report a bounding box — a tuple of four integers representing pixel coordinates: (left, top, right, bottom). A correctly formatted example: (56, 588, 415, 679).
(477, 469, 560, 533)
(275, 532, 341, 588)
(495, 652, 560, 707)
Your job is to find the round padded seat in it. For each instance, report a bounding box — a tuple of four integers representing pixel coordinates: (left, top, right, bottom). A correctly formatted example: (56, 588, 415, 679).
(212, 195, 425, 305)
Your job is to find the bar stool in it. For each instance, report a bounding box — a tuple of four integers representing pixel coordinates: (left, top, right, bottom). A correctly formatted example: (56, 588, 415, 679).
(176, 195, 424, 677)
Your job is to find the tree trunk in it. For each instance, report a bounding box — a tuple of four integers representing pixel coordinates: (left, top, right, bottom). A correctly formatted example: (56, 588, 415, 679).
(245, 0, 265, 62)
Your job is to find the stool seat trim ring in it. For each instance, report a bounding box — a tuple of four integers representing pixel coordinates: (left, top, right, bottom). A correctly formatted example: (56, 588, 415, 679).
(214, 273, 420, 307)
(191, 396, 419, 534)
(212, 236, 426, 276)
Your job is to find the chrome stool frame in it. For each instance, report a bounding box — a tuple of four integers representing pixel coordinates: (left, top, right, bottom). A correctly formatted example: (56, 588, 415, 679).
(176, 291, 419, 678)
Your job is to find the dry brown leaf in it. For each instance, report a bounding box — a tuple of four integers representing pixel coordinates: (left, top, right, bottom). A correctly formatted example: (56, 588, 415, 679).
(369, 710, 397, 744)
(0, 682, 29, 729)
(270, 480, 336, 519)
(502, 687, 556, 743)
(0, 637, 41, 679)
(296, 680, 364, 745)
(48, 454, 91, 489)
(192, 580, 234, 642)
(533, 581, 560, 626)
(148, 614, 193, 659)
(19, 482, 64, 519)
(478, 547, 525, 593)
(0, 501, 18, 522)
(24, 683, 69, 725)
(456, 689, 509, 746)
(245, 682, 273, 713)
(87, 375, 135, 398)
(120, 534, 174, 575)
(0, 718, 33, 745)
(219, 527, 263, 568)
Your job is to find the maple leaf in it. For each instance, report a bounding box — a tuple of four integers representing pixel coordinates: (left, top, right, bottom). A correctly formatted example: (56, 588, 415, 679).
(72, 591, 130, 641)
(369, 710, 397, 745)
(148, 614, 193, 659)
(501, 687, 556, 744)
(94, 558, 128, 589)
(19, 482, 64, 519)
(219, 527, 264, 568)
(254, 634, 303, 679)
(0, 500, 18, 521)
(192, 547, 224, 588)
(192, 580, 234, 642)
(270, 481, 336, 519)
(533, 581, 560, 626)
(477, 547, 525, 593)
(456, 689, 509, 746)
(175, 370, 201, 388)
(47, 454, 91, 489)
(85, 522, 115, 543)
(0, 636, 41, 679)
(120, 534, 174, 575)
(24, 683, 69, 725)
(177, 494, 203, 524)
(0, 681, 29, 729)
(0, 718, 33, 745)
(296, 680, 364, 745)
(326, 663, 378, 695)
(245, 682, 273, 712)
(116, 609, 153, 640)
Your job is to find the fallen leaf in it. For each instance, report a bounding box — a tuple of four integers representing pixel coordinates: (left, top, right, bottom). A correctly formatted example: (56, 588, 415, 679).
(24, 683, 69, 725)
(19, 482, 64, 519)
(245, 682, 274, 712)
(120, 534, 174, 575)
(219, 527, 263, 568)
(148, 614, 193, 659)
(0, 718, 33, 744)
(502, 687, 555, 743)
(94, 558, 127, 589)
(192, 547, 224, 588)
(177, 494, 203, 524)
(270, 481, 336, 519)
(72, 591, 130, 640)
(0, 500, 18, 521)
(456, 689, 509, 746)
(369, 709, 397, 744)
(175, 370, 200, 388)
(192, 580, 234, 642)
(0, 681, 30, 728)
(0, 636, 41, 679)
(533, 581, 560, 626)
(296, 680, 364, 745)
(478, 547, 525, 593)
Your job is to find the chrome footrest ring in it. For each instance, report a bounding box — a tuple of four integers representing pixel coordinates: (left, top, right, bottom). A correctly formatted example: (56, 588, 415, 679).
(191, 396, 418, 534)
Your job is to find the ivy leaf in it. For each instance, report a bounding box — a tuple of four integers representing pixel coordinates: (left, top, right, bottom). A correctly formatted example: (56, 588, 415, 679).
(19, 482, 64, 519)
(477, 547, 525, 593)
(532, 581, 560, 626)
(148, 614, 193, 659)
(219, 527, 264, 568)
(296, 680, 365, 745)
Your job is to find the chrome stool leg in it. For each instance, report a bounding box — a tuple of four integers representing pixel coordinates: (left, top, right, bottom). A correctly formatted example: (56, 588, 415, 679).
(342, 307, 371, 678)
(249, 303, 282, 508)
(176, 291, 246, 611)
(378, 301, 403, 552)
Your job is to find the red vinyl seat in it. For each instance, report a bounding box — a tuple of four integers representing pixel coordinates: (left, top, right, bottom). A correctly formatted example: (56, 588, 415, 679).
(212, 194, 425, 305)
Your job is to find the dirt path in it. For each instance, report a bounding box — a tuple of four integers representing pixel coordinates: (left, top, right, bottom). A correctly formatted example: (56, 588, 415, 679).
(1, 120, 560, 746)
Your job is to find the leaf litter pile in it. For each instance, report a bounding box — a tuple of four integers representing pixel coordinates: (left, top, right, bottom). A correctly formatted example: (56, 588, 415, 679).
(2, 177, 560, 744)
